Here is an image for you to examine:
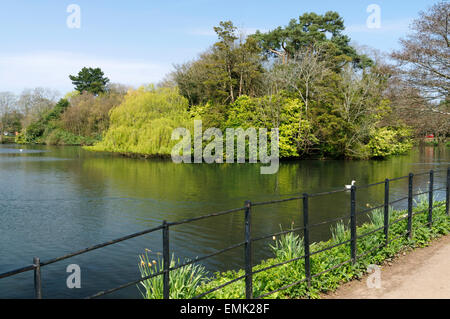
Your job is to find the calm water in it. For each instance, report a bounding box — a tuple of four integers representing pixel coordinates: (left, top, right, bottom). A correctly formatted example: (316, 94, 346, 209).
(0, 144, 448, 298)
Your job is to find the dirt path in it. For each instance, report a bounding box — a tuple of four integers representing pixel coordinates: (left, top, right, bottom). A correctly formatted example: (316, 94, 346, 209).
(323, 235, 450, 299)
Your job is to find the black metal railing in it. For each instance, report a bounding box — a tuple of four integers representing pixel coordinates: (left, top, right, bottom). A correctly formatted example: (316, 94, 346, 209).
(1, 167, 449, 299)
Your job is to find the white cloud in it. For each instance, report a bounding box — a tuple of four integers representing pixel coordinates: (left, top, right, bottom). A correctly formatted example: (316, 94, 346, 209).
(0, 51, 171, 94)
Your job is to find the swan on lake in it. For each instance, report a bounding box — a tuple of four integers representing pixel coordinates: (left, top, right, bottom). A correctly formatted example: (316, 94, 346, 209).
(345, 180, 356, 190)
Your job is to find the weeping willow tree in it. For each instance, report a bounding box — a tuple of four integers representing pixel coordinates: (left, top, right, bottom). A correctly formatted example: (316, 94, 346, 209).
(88, 86, 192, 156)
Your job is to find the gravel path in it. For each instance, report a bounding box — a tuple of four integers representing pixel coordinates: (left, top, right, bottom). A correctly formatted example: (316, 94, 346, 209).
(323, 235, 450, 299)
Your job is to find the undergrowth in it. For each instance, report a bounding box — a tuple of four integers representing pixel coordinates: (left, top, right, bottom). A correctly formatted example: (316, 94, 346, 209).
(138, 199, 449, 299)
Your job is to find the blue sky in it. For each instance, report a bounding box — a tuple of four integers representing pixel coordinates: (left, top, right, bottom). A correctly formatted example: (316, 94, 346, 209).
(0, 0, 438, 95)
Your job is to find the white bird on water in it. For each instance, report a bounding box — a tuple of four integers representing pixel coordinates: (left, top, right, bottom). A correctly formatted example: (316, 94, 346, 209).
(19, 149, 23, 152)
(345, 180, 356, 190)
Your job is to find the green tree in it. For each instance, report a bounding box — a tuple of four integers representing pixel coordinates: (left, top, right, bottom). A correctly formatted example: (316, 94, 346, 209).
(252, 11, 372, 68)
(1, 110, 23, 133)
(61, 91, 124, 138)
(17, 98, 69, 143)
(173, 21, 264, 105)
(69, 67, 110, 95)
(89, 86, 192, 156)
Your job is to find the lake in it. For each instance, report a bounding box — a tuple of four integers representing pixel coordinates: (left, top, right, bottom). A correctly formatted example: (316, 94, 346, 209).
(0, 144, 448, 298)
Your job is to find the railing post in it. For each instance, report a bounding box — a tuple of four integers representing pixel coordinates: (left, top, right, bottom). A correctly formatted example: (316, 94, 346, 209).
(303, 194, 311, 290)
(428, 170, 434, 227)
(446, 167, 449, 216)
(33, 257, 42, 299)
(384, 179, 390, 246)
(162, 220, 170, 299)
(244, 201, 253, 299)
(407, 173, 414, 239)
(350, 186, 357, 264)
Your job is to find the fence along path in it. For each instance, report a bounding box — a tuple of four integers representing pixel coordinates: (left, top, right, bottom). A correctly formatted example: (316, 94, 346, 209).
(0, 167, 449, 299)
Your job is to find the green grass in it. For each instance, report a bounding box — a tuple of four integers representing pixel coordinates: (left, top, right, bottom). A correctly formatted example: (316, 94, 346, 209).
(137, 199, 449, 299)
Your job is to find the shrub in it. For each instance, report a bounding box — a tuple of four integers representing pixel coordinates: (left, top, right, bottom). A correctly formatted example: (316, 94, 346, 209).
(269, 226, 305, 261)
(45, 128, 98, 146)
(138, 251, 207, 299)
(88, 86, 192, 156)
(367, 126, 413, 158)
(61, 92, 123, 137)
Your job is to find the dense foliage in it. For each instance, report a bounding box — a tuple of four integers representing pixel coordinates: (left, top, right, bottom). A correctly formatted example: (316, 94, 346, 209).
(165, 14, 417, 159)
(88, 86, 192, 156)
(251, 11, 372, 68)
(16, 89, 124, 145)
(69, 67, 110, 95)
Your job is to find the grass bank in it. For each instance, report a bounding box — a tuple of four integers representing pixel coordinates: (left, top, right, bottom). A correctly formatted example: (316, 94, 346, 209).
(138, 197, 449, 299)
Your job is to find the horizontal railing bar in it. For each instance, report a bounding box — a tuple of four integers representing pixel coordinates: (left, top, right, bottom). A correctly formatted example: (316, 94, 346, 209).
(87, 269, 165, 299)
(413, 168, 449, 176)
(308, 214, 350, 229)
(251, 254, 306, 277)
(386, 232, 408, 245)
(0, 264, 35, 279)
(191, 274, 247, 299)
(428, 214, 448, 224)
(304, 258, 353, 292)
(255, 277, 308, 299)
(357, 204, 385, 216)
(431, 168, 449, 173)
(414, 171, 431, 177)
(252, 196, 303, 207)
(168, 207, 246, 227)
(357, 242, 386, 259)
(388, 175, 409, 182)
(309, 239, 352, 257)
(41, 225, 165, 267)
(355, 180, 386, 190)
(413, 190, 430, 197)
(251, 226, 305, 243)
(308, 188, 347, 198)
(389, 214, 409, 226)
(388, 196, 409, 205)
(169, 242, 246, 272)
(311, 258, 353, 278)
(412, 207, 428, 217)
(357, 225, 385, 240)
(412, 202, 446, 217)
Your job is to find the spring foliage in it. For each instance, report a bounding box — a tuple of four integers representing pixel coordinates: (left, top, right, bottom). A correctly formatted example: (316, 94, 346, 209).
(88, 86, 192, 156)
